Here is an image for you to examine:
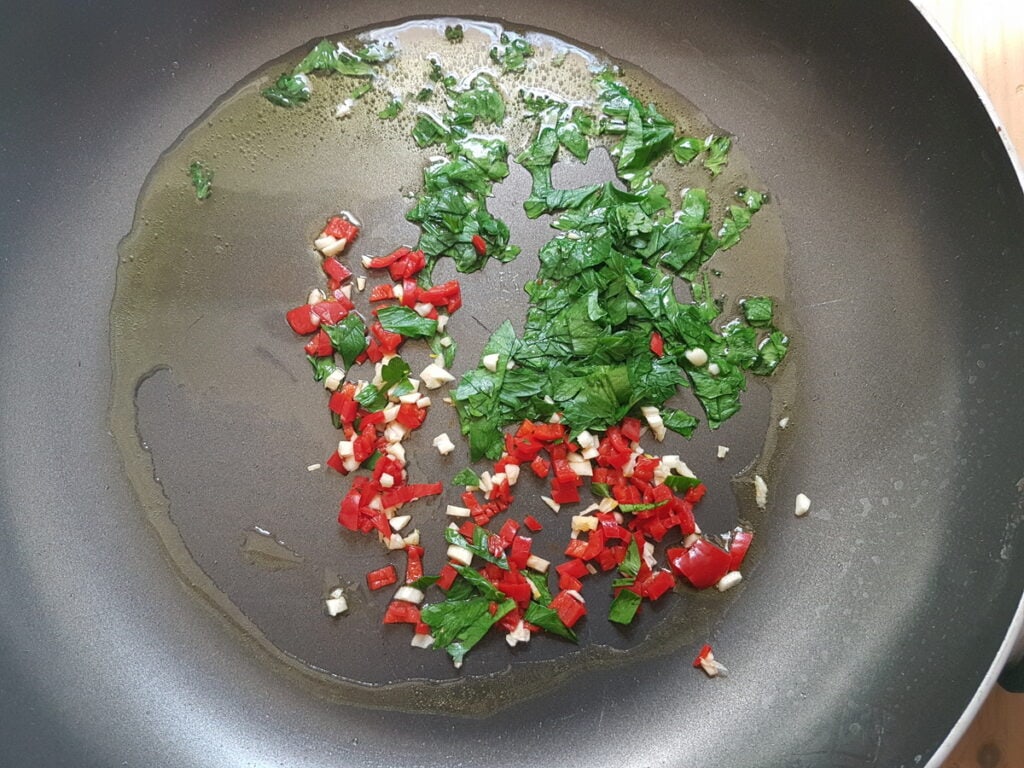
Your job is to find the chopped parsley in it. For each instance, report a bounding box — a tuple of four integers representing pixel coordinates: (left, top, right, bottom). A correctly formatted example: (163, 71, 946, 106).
(444, 24, 464, 43)
(187, 161, 213, 200)
(262, 73, 311, 108)
(378, 98, 403, 119)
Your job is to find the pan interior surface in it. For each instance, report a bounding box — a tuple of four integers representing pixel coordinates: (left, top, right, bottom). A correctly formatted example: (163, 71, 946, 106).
(1, 1, 1022, 767)
(110, 17, 789, 708)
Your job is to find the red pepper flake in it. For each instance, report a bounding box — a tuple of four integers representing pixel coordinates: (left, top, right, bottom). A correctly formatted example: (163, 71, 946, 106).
(366, 565, 398, 591)
(523, 515, 543, 533)
(324, 215, 359, 242)
(471, 234, 487, 256)
(649, 330, 665, 357)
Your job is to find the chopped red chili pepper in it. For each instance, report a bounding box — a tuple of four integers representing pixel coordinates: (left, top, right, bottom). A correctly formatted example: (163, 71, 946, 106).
(366, 565, 398, 591)
(368, 284, 395, 302)
(285, 305, 319, 335)
(649, 330, 665, 357)
(322, 257, 352, 284)
(471, 234, 487, 255)
(404, 545, 424, 584)
(523, 515, 543, 532)
(549, 590, 586, 628)
(383, 601, 421, 624)
(324, 216, 359, 242)
(667, 539, 731, 589)
(728, 529, 754, 570)
(304, 329, 334, 357)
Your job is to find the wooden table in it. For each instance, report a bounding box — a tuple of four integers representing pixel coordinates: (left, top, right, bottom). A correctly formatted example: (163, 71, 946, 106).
(910, 5, 1024, 766)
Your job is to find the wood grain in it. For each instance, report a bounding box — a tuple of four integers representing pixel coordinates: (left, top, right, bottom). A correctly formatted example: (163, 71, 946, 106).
(911, 5, 1024, 765)
(915, 0, 1024, 156)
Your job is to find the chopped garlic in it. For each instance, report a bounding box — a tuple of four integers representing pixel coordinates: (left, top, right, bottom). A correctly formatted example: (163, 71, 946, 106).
(525, 554, 550, 573)
(716, 571, 743, 592)
(381, 404, 400, 423)
(446, 544, 473, 567)
(432, 433, 455, 455)
(307, 287, 327, 305)
(398, 392, 421, 405)
(478, 471, 493, 494)
(394, 586, 425, 604)
(356, 276, 366, 291)
(413, 302, 433, 317)
(505, 463, 521, 485)
(754, 475, 768, 509)
(389, 515, 411, 532)
(439, 336, 452, 348)
(684, 347, 709, 367)
(717, 445, 730, 460)
(306, 463, 321, 472)
(386, 533, 406, 550)
(597, 497, 618, 513)
(360, 255, 373, 268)
(707, 362, 721, 376)
(411, 632, 434, 649)
(325, 588, 349, 617)
(383, 422, 408, 443)
(794, 493, 811, 517)
(379, 472, 395, 489)
(683, 533, 700, 548)
(402, 529, 420, 547)
(385, 442, 406, 463)
(572, 515, 599, 533)
(323, 368, 345, 391)
(640, 405, 667, 441)
(334, 99, 354, 118)
(446, 504, 471, 518)
(437, 314, 449, 332)
(420, 362, 455, 389)
(482, 353, 500, 372)
(416, 396, 431, 409)
(337, 440, 354, 458)
(779, 416, 790, 429)
(342, 457, 360, 473)
(314, 236, 337, 252)
(505, 620, 532, 647)
(642, 541, 658, 570)
(568, 458, 593, 477)
(541, 496, 560, 513)
(321, 238, 348, 257)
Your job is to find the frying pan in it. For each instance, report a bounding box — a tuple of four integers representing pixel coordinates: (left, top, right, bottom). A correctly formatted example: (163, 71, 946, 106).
(1, 1, 1022, 766)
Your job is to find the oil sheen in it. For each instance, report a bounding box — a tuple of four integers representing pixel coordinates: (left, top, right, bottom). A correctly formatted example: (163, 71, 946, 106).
(110, 18, 794, 714)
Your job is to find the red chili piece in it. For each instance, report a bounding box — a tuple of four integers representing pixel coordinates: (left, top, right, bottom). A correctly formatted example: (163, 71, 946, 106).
(366, 565, 398, 591)
(471, 234, 487, 256)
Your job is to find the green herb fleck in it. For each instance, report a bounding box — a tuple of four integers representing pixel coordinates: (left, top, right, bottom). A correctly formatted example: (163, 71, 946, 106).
(524, 602, 578, 642)
(444, 24, 464, 43)
(608, 589, 642, 624)
(378, 98, 403, 119)
(262, 72, 311, 107)
(452, 468, 480, 487)
(377, 305, 438, 338)
(321, 315, 367, 368)
(188, 161, 213, 200)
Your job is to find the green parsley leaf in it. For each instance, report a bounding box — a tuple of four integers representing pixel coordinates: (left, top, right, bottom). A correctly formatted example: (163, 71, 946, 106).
(741, 297, 774, 328)
(415, 86, 434, 102)
(407, 575, 440, 591)
(420, 596, 515, 665)
(412, 113, 449, 147)
(321, 315, 367, 368)
(608, 588, 642, 624)
(350, 82, 373, 100)
(377, 306, 438, 338)
(522, 570, 553, 604)
(489, 32, 534, 73)
(294, 40, 375, 78)
(618, 538, 641, 580)
(704, 135, 731, 177)
(355, 40, 396, 64)
(187, 161, 213, 200)
(262, 72, 311, 107)
(618, 500, 671, 514)
(751, 329, 789, 375)
(444, 24, 464, 43)
(378, 98, 403, 119)
(452, 468, 480, 487)
(661, 408, 699, 437)
(663, 474, 701, 492)
(354, 383, 387, 412)
(523, 602, 578, 642)
(672, 135, 705, 165)
(380, 356, 412, 387)
(306, 354, 337, 382)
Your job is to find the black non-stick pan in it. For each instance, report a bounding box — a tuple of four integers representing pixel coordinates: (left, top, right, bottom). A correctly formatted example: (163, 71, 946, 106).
(2, 1, 1022, 766)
